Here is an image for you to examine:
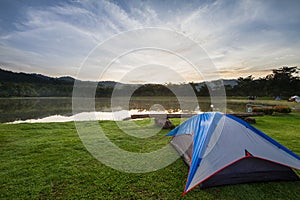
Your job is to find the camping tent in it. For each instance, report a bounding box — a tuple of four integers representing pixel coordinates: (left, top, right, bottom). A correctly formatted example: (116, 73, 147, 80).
(289, 95, 300, 102)
(167, 112, 300, 195)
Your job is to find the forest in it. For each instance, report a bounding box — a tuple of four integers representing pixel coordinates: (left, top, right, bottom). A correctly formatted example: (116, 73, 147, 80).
(0, 66, 299, 98)
(195, 66, 299, 98)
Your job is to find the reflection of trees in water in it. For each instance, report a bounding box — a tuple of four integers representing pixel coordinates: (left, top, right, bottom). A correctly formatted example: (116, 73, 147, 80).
(0, 97, 248, 123)
(226, 103, 247, 113)
(0, 98, 72, 122)
(129, 100, 180, 111)
(0, 98, 112, 122)
(128, 97, 214, 113)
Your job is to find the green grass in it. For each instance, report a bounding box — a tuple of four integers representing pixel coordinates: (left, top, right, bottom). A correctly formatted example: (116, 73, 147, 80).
(0, 115, 300, 199)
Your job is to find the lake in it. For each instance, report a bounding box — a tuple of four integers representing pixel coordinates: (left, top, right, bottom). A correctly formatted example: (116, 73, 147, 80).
(1, 97, 298, 123)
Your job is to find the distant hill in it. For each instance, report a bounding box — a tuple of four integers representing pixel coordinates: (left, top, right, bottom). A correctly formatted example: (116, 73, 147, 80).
(1, 66, 298, 98)
(0, 68, 128, 97)
(56, 76, 75, 82)
(0, 68, 113, 97)
(222, 79, 238, 86)
(0, 68, 73, 84)
(0, 68, 240, 97)
(0, 68, 120, 86)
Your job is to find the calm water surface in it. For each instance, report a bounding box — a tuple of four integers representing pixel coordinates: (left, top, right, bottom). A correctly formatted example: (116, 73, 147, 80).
(0, 97, 276, 123)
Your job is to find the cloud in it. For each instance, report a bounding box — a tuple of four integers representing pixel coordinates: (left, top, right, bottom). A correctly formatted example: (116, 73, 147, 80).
(0, 0, 299, 82)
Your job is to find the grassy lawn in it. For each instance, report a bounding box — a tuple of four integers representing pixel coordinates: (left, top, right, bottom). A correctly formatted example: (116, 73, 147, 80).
(0, 114, 300, 199)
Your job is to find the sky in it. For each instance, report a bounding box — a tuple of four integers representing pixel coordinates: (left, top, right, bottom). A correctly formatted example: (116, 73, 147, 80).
(0, 0, 300, 83)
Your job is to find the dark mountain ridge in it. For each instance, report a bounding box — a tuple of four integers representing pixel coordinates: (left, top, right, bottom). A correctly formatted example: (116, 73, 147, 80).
(1, 66, 297, 98)
(0, 68, 237, 87)
(0, 67, 238, 97)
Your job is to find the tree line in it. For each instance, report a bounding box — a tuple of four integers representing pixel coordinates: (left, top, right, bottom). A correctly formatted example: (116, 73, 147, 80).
(0, 66, 299, 98)
(214, 66, 299, 98)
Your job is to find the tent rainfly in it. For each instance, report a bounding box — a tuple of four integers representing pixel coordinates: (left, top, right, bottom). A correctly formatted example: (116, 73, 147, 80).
(167, 112, 300, 195)
(289, 95, 300, 102)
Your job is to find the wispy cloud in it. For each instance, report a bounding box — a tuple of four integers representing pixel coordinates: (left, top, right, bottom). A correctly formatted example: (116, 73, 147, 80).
(0, 0, 299, 82)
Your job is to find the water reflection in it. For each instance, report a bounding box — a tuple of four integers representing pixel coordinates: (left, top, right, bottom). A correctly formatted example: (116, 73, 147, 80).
(3, 97, 297, 123)
(1, 97, 204, 123)
(0, 98, 73, 123)
(7, 109, 187, 124)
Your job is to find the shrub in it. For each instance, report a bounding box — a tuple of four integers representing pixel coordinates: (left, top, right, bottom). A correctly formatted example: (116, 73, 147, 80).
(252, 106, 274, 115)
(273, 105, 292, 113)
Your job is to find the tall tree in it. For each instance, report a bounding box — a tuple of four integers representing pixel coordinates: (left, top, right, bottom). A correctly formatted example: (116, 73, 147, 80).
(269, 66, 299, 97)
